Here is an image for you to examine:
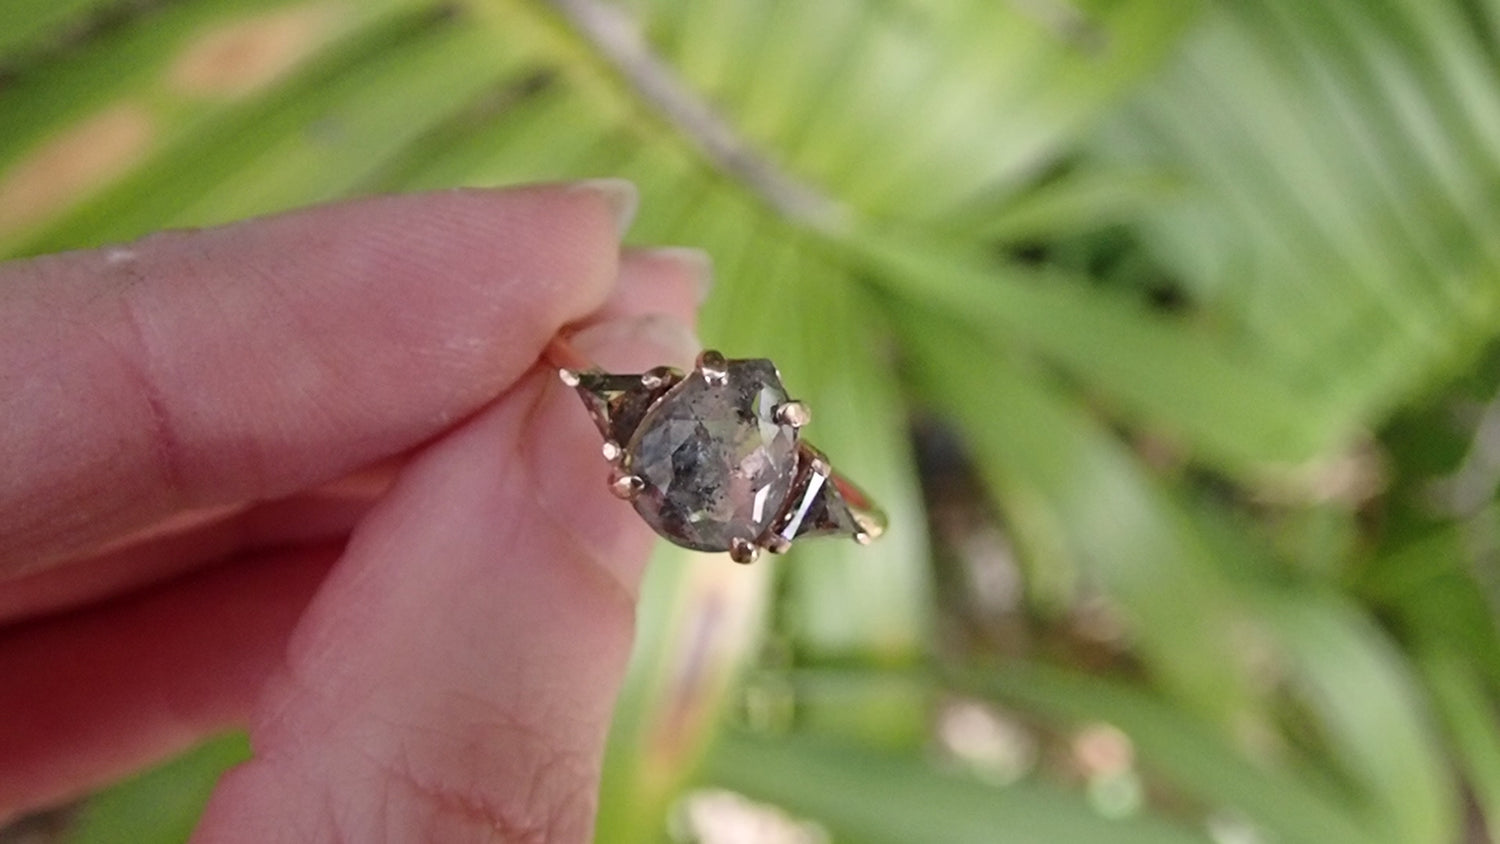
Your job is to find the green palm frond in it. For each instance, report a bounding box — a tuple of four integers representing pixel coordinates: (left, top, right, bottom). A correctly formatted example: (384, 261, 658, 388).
(8, 0, 1500, 842)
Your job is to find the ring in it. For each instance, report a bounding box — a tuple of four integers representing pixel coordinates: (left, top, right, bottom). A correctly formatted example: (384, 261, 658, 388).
(548, 338, 886, 564)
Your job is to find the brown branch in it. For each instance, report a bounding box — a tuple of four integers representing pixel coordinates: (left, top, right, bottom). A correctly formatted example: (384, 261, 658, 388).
(539, 0, 849, 232)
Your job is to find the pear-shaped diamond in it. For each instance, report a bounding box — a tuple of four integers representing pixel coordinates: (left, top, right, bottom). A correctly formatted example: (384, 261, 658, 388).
(624, 358, 798, 552)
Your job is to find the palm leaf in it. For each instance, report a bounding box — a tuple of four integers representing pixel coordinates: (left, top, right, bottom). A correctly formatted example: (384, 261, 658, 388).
(7, 0, 1500, 841)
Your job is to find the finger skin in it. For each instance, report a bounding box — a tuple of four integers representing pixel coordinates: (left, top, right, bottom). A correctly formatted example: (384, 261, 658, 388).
(0, 546, 337, 821)
(0, 246, 702, 831)
(194, 276, 699, 842)
(0, 184, 624, 578)
(0, 471, 387, 626)
(0, 246, 705, 626)
(590, 246, 710, 322)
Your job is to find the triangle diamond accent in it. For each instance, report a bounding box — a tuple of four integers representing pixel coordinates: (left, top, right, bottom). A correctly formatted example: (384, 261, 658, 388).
(769, 444, 864, 544)
(793, 472, 861, 540)
(571, 369, 680, 449)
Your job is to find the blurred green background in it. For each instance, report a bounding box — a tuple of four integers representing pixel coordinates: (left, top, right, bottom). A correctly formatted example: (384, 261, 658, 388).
(5, 0, 1500, 841)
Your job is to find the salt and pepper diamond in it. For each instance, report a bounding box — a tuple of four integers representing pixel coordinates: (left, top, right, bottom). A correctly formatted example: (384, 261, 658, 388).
(563, 349, 877, 563)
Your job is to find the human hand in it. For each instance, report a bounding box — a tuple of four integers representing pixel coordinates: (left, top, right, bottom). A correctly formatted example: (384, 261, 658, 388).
(0, 181, 705, 841)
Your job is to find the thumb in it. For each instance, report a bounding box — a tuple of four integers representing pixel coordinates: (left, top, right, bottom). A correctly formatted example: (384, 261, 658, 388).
(193, 250, 703, 843)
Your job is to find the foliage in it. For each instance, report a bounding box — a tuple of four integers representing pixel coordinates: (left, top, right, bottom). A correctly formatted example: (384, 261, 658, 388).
(5, 0, 1500, 841)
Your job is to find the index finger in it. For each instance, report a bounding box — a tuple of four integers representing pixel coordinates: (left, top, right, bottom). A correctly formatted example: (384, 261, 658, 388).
(0, 180, 635, 577)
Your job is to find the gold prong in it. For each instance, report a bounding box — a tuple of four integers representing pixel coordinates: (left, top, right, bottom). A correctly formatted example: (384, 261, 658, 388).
(640, 366, 684, 390)
(728, 537, 761, 564)
(764, 534, 793, 554)
(774, 400, 811, 428)
(610, 472, 645, 500)
(696, 349, 729, 385)
(809, 456, 832, 476)
(558, 368, 581, 387)
(853, 512, 885, 541)
(602, 440, 622, 461)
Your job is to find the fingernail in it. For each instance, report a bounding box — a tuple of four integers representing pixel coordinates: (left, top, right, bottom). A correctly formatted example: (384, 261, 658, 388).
(572, 313, 701, 373)
(570, 178, 639, 235)
(643, 246, 714, 303)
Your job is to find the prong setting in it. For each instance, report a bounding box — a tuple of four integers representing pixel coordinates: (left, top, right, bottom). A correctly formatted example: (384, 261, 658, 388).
(696, 349, 729, 385)
(773, 400, 811, 428)
(561, 350, 884, 562)
(641, 365, 681, 390)
(853, 511, 886, 541)
(729, 537, 761, 564)
(763, 534, 793, 554)
(610, 472, 645, 500)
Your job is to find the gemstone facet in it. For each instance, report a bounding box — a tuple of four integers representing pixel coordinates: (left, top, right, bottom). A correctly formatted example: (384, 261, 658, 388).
(623, 358, 798, 552)
(560, 346, 886, 561)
